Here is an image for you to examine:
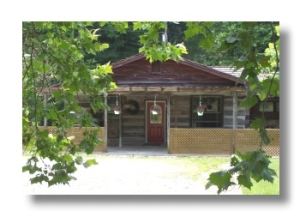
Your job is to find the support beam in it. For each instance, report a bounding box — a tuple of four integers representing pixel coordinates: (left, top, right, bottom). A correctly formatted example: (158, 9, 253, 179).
(167, 95, 171, 153)
(232, 91, 237, 154)
(174, 96, 178, 127)
(119, 95, 122, 148)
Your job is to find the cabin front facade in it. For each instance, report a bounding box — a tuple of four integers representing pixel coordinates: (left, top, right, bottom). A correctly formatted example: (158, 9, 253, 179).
(88, 53, 279, 156)
(40, 53, 279, 156)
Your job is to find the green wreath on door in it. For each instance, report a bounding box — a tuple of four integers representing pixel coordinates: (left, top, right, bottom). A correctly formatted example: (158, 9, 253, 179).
(123, 99, 139, 115)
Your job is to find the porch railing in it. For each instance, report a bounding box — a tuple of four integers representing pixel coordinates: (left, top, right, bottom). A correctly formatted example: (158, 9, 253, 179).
(169, 128, 280, 156)
(38, 127, 106, 152)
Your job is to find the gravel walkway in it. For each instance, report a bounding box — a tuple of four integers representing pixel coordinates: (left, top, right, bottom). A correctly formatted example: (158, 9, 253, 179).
(22, 154, 242, 195)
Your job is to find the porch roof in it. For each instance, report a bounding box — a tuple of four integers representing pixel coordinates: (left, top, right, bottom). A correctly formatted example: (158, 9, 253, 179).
(110, 53, 247, 94)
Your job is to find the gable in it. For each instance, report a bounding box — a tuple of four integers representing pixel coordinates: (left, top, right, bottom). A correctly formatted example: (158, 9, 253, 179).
(112, 54, 245, 88)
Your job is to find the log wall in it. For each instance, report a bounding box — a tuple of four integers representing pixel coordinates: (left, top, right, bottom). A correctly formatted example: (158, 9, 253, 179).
(107, 93, 249, 146)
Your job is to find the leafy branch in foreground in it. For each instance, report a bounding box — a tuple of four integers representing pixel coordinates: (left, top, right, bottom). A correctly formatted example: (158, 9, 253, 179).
(201, 23, 280, 194)
(205, 149, 277, 194)
(22, 22, 116, 186)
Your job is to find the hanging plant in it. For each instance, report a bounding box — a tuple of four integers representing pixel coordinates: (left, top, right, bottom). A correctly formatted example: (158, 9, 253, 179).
(150, 104, 161, 115)
(113, 104, 121, 115)
(195, 104, 205, 116)
(112, 96, 121, 115)
(123, 99, 139, 115)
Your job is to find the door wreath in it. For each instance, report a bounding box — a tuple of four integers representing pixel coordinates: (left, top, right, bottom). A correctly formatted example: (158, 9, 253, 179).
(123, 99, 139, 115)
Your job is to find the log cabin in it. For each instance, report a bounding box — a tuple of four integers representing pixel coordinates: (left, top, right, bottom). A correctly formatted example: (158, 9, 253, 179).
(92, 53, 279, 155)
(40, 53, 280, 156)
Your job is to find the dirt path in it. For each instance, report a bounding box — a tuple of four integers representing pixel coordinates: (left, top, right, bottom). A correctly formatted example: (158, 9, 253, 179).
(22, 155, 242, 195)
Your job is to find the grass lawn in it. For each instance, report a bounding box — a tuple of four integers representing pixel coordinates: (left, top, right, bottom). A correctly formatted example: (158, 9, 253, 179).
(241, 157, 280, 195)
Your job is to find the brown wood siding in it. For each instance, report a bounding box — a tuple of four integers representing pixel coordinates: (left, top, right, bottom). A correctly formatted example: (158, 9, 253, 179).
(170, 96, 190, 127)
(250, 97, 279, 128)
(223, 96, 249, 128)
(113, 58, 238, 87)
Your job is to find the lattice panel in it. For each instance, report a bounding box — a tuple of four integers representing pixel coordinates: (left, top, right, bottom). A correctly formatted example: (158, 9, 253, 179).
(169, 128, 233, 155)
(169, 128, 280, 156)
(38, 127, 106, 152)
(235, 129, 280, 156)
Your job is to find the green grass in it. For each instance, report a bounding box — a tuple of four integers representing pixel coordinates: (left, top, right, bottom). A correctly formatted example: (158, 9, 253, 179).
(241, 158, 280, 195)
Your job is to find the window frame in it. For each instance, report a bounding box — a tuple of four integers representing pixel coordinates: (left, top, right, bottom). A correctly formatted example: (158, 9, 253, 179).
(190, 95, 224, 128)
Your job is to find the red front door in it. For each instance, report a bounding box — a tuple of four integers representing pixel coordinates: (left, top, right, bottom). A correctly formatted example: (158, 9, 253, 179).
(146, 101, 165, 143)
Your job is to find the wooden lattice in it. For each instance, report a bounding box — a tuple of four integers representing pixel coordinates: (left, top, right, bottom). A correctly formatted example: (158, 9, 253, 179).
(169, 128, 280, 156)
(169, 128, 233, 155)
(235, 129, 280, 157)
(38, 127, 106, 152)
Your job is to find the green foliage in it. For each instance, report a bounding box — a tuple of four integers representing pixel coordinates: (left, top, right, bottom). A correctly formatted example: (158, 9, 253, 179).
(200, 22, 280, 194)
(206, 149, 277, 194)
(22, 22, 114, 186)
(135, 22, 188, 62)
(241, 158, 279, 195)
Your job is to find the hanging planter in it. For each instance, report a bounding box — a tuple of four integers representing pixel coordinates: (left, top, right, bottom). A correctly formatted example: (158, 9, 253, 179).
(196, 96, 205, 116)
(150, 104, 161, 115)
(196, 95, 206, 116)
(150, 94, 161, 115)
(196, 105, 205, 116)
(113, 104, 121, 115)
(113, 95, 121, 115)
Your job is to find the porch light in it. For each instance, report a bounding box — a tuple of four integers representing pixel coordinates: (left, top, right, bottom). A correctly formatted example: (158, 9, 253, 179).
(196, 96, 205, 116)
(113, 95, 121, 115)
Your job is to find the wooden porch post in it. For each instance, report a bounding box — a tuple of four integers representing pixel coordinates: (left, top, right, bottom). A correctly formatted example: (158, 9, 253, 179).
(119, 95, 122, 148)
(167, 95, 171, 153)
(104, 96, 108, 151)
(174, 96, 177, 127)
(232, 91, 237, 154)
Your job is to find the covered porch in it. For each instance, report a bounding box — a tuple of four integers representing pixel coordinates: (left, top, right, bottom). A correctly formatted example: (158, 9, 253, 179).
(39, 53, 280, 156)
(105, 88, 246, 148)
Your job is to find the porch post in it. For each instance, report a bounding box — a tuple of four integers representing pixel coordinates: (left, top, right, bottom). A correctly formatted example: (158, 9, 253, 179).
(174, 95, 177, 127)
(232, 91, 237, 154)
(104, 95, 108, 151)
(43, 93, 47, 127)
(119, 95, 122, 148)
(167, 95, 171, 152)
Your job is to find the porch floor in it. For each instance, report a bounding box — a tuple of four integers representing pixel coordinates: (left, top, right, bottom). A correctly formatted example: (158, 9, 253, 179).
(105, 144, 168, 156)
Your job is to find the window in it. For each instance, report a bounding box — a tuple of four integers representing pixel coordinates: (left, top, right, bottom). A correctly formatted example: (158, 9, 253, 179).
(150, 104, 162, 124)
(259, 102, 274, 112)
(191, 95, 223, 128)
(275, 101, 280, 112)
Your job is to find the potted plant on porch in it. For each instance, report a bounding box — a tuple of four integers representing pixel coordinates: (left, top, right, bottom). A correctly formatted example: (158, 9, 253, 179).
(150, 104, 161, 115)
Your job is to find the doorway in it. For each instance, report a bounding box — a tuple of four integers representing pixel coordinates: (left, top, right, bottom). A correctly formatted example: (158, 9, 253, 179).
(145, 100, 166, 143)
